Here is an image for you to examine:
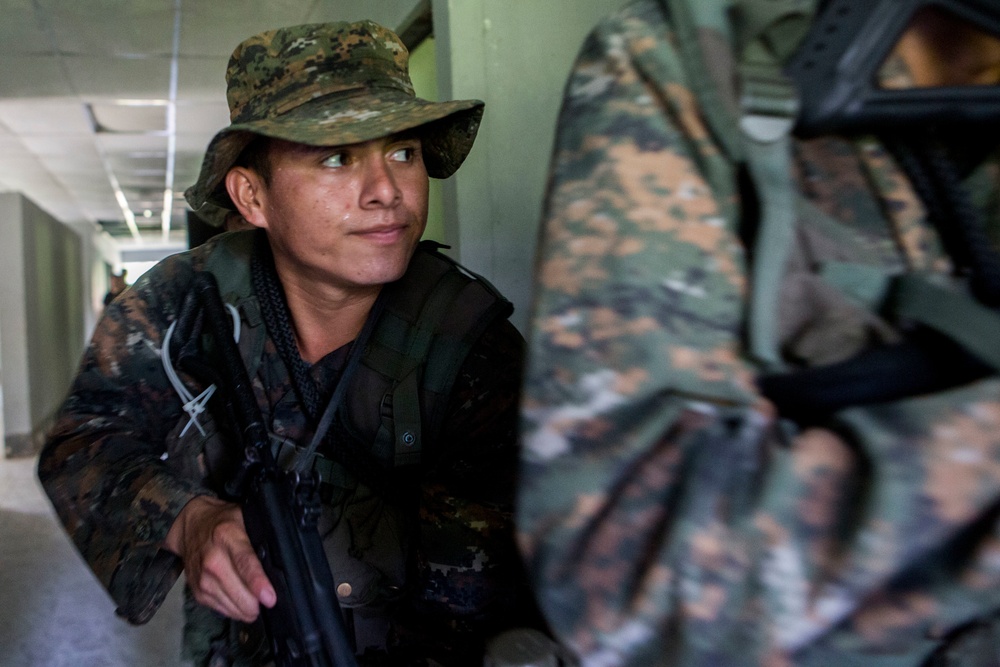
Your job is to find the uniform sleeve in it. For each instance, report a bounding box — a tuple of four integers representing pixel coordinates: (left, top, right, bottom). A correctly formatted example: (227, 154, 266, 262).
(38, 264, 209, 625)
(518, 5, 1000, 666)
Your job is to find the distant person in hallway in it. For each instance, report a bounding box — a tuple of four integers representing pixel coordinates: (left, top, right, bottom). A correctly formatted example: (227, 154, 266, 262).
(39, 20, 539, 667)
(102, 268, 127, 306)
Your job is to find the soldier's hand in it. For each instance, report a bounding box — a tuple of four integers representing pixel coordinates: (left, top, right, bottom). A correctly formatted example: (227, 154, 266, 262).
(164, 495, 277, 622)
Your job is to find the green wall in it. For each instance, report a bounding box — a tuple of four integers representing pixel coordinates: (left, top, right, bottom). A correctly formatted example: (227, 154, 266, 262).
(23, 196, 85, 439)
(326, 0, 633, 331)
(408, 36, 446, 244)
(436, 0, 634, 330)
(0, 193, 86, 456)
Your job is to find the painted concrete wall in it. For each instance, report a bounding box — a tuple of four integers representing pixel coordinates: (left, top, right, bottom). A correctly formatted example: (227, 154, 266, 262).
(23, 197, 87, 441)
(0, 193, 87, 457)
(432, 0, 634, 330)
(324, 0, 632, 331)
(0, 193, 27, 456)
(408, 36, 446, 244)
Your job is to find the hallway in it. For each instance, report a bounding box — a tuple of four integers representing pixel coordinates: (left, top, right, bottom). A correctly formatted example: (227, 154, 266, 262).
(0, 455, 188, 667)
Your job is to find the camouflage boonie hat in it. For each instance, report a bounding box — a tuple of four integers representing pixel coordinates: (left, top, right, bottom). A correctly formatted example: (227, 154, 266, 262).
(185, 20, 484, 220)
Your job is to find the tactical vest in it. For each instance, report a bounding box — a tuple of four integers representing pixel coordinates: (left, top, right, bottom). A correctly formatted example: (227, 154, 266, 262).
(167, 230, 514, 662)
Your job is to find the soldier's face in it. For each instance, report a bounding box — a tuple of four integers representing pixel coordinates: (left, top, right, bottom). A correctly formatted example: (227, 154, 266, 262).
(237, 134, 428, 294)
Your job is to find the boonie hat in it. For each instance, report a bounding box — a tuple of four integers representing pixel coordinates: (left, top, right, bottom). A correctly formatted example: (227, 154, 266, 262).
(184, 20, 484, 219)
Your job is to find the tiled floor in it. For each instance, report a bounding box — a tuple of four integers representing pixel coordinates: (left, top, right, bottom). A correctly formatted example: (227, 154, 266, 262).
(0, 455, 189, 667)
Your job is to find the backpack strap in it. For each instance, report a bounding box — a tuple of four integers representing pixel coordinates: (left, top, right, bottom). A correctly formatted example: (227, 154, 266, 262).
(666, 0, 815, 369)
(742, 116, 797, 370)
(889, 273, 1000, 371)
(735, 2, 815, 370)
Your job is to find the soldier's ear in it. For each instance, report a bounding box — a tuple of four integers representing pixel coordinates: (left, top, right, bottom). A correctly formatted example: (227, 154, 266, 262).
(225, 167, 268, 230)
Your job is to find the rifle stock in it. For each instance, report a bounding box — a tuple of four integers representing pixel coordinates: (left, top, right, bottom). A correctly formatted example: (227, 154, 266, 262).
(175, 271, 358, 667)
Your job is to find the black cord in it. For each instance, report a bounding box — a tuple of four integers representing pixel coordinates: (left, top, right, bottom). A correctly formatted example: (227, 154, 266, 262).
(250, 231, 323, 421)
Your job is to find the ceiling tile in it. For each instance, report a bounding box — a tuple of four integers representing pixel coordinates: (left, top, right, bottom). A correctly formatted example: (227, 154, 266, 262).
(0, 99, 93, 135)
(90, 102, 168, 133)
(0, 56, 72, 98)
(22, 136, 98, 160)
(175, 101, 230, 133)
(95, 133, 169, 153)
(0, 1, 55, 54)
(64, 55, 172, 98)
(176, 56, 228, 101)
(43, 1, 177, 56)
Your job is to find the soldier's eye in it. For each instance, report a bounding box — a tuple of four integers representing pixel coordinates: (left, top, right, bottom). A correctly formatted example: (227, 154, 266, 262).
(322, 152, 346, 168)
(389, 147, 415, 163)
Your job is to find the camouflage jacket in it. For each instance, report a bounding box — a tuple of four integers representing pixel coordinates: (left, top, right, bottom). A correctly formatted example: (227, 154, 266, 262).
(39, 230, 533, 666)
(519, 1, 1000, 666)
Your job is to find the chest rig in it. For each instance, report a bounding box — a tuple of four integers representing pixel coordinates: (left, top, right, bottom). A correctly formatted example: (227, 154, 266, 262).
(192, 230, 512, 479)
(168, 230, 515, 659)
(167, 230, 512, 626)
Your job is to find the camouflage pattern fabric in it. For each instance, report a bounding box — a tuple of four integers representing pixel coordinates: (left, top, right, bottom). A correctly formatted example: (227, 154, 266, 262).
(185, 20, 484, 217)
(39, 230, 535, 666)
(519, 1, 1000, 665)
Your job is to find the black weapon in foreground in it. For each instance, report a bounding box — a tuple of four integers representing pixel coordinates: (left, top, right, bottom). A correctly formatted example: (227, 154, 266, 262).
(785, 0, 1000, 137)
(172, 271, 358, 667)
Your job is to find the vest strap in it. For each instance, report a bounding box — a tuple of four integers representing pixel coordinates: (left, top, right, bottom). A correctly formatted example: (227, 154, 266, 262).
(204, 231, 267, 379)
(384, 262, 473, 467)
(889, 273, 1000, 371)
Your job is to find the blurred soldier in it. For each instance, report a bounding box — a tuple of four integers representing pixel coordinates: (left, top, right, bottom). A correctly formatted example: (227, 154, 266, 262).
(103, 268, 128, 306)
(41, 20, 538, 666)
(520, 0, 1000, 665)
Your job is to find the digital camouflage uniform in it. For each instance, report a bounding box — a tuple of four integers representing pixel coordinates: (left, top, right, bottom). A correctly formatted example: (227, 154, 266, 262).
(40, 19, 538, 667)
(519, 1, 1000, 665)
(40, 230, 531, 666)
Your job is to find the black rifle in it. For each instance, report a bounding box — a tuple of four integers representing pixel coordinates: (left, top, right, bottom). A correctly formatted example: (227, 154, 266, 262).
(785, 0, 1000, 137)
(172, 271, 358, 667)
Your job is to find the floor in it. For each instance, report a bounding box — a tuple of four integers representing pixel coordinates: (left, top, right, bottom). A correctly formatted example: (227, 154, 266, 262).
(0, 454, 190, 667)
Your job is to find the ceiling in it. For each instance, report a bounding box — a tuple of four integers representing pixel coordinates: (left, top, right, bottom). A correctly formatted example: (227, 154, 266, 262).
(0, 0, 362, 259)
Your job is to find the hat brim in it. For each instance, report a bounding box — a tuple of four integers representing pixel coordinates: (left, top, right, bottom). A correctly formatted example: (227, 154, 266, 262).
(185, 90, 484, 217)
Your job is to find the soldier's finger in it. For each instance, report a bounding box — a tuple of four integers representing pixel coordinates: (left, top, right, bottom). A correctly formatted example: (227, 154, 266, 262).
(193, 539, 261, 622)
(232, 541, 276, 609)
(193, 570, 255, 622)
(212, 550, 264, 621)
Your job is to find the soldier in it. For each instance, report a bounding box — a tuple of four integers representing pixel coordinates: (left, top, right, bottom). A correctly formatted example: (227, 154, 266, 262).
(520, 0, 1000, 665)
(40, 20, 538, 667)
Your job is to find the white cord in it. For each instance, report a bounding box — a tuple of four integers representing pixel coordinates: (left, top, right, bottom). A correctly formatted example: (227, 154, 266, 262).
(161, 303, 241, 437)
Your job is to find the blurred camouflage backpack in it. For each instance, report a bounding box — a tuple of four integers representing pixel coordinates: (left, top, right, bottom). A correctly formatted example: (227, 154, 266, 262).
(667, 0, 1000, 424)
(666, 1, 1000, 663)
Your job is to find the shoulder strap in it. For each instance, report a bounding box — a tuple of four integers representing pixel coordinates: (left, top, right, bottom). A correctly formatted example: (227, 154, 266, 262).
(665, 0, 814, 370)
(360, 240, 513, 470)
(736, 3, 814, 370)
(202, 230, 267, 379)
